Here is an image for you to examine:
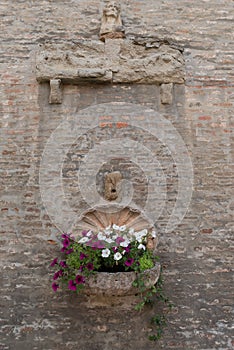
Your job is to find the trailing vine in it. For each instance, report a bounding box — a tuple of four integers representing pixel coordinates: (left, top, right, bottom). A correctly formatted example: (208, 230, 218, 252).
(133, 266, 174, 341)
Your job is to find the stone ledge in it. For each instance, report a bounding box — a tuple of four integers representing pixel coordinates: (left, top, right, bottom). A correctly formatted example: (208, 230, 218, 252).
(36, 38, 185, 101)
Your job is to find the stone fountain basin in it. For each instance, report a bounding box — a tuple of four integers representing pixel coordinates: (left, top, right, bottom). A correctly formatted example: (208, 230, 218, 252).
(84, 262, 161, 297)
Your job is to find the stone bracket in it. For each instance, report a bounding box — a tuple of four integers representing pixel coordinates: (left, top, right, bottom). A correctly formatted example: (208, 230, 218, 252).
(49, 79, 62, 104)
(36, 39, 185, 104)
(160, 83, 173, 105)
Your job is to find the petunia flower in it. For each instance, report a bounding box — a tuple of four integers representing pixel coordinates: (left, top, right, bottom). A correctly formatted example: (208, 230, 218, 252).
(113, 224, 120, 230)
(112, 246, 118, 253)
(52, 282, 59, 292)
(50, 258, 58, 267)
(59, 261, 67, 268)
(105, 237, 114, 244)
(97, 232, 106, 241)
(86, 263, 94, 271)
(62, 237, 71, 248)
(53, 270, 63, 280)
(91, 240, 105, 249)
(102, 248, 110, 258)
(120, 239, 130, 247)
(82, 230, 89, 236)
(138, 243, 146, 250)
(116, 236, 125, 245)
(119, 225, 126, 231)
(78, 236, 89, 244)
(75, 275, 85, 284)
(114, 252, 122, 261)
(65, 248, 74, 255)
(68, 280, 77, 291)
(125, 258, 134, 267)
(79, 252, 87, 260)
(124, 245, 131, 253)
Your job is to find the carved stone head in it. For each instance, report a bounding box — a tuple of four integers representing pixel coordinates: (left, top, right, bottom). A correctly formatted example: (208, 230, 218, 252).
(104, 171, 122, 201)
(100, 1, 125, 40)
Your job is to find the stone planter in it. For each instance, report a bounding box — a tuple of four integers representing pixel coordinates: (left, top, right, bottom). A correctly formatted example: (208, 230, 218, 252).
(82, 262, 161, 307)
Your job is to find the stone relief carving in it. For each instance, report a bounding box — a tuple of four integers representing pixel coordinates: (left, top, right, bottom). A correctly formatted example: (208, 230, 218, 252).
(99, 1, 125, 41)
(36, 39, 184, 102)
(104, 171, 122, 201)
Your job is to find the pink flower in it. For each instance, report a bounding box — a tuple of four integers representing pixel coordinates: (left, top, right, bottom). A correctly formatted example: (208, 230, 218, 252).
(91, 240, 105, 249)
(79, 253, 87, 260)
(75, 275, 85, 284)
(50, 258, 58, 267)
(65, 248, 74, 255)
(125, 258, 134, 267)
(86, 263, 94, 271)
(53, 270, 63, 280)
(68, 280, 77, 291)
(59, 261, 67, 268)
(52, 282, 59, 292)
(116, 236, 125, 245)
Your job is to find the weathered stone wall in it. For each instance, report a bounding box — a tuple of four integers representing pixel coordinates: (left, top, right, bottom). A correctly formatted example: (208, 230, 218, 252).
(0, 1, 233, 349)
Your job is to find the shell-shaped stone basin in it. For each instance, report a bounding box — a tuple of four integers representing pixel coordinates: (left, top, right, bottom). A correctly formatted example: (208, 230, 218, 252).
(73, 204, 155, 235)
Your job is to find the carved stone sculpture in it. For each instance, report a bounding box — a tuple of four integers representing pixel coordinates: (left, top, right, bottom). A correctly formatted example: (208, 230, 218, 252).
(99, 1, 125, 41)
(36, 39, 185, 103)
(104, 171, 122, 201)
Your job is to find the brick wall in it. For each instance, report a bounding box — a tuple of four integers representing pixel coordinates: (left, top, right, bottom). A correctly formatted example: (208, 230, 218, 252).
(0, 1, 233, 349)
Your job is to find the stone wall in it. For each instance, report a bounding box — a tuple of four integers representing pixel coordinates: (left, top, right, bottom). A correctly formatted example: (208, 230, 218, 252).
(0, 1, 233, 349)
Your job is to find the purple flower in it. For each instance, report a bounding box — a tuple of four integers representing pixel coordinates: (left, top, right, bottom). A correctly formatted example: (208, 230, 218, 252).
(79, 252, 87, 260)
(91, 241, 105, 249)
(75, 275, 85, 285)
(125, 245, 131, 253)
(68, 280, 77, 291)
(53, 270, 63, 280)
(50, 258, 58, 267)
(82, 230, 89, 236)
(116, 236, 125, 245)
(62, 237, 70, 248)
(112, 246, 118, 253)
(125, 258, 134, 267)
(52, 282, 59, 292)
(65, 248, 74, 255)
(86, 263, 94, 271)
(59, 261, 67, 268)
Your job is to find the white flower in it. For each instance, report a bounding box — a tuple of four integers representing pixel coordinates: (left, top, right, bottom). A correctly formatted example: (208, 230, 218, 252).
(105, 225, 111, 230)
(138, 243, 146, 250)
(86, 231, 92, 237)
(78, 236, 89, 244)
(105, 238, 114, 244)
(114, 252, 122, 261)
(135, 236, 143, 243)
(98, 232, 106, 241)
(129, 228, 135, 234)
(120, 239, 130, 247)
(113, 224, 120, 230)
(119, 225, 126, 231)
(151, 230, 157, 238)
(102, 248, 111, 258)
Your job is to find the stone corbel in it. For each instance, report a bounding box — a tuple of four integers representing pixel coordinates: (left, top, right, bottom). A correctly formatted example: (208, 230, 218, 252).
(49, 79, 62, 104)
(160, 83, 173, 105)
